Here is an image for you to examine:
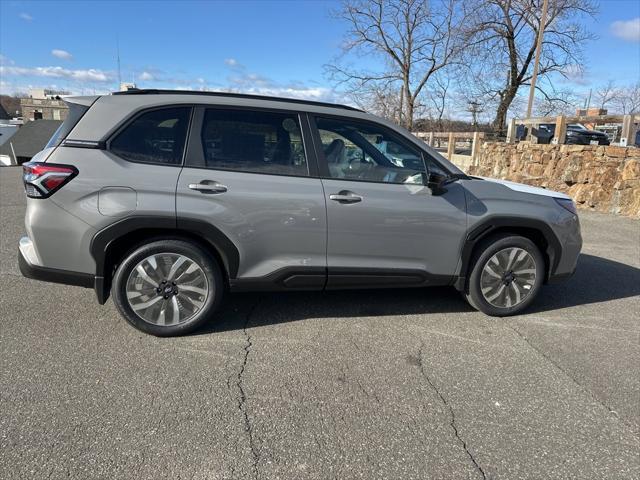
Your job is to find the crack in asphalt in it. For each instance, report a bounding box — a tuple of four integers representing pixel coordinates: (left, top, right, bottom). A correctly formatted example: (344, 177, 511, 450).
(234, 299, 261, 480)
(417, 344, 487, 480)
(508, 324, 638, 437)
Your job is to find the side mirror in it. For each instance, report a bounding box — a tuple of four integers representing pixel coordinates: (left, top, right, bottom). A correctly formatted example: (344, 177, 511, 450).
(426, 171, 448, 193)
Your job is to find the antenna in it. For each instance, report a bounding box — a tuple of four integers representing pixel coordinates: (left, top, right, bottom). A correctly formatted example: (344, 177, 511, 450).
(116, 36, 122, 88)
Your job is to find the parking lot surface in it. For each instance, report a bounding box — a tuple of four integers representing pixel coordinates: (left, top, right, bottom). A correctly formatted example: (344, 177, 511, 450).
(1, 166, 638, 479)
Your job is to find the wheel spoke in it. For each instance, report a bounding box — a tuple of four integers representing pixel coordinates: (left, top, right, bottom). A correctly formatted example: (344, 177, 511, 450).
(167, 256, 188, 282)
(135, 265, 157, 286)
(506, 248, 518, 270)
(511, 282, 521, 304)
(131, 295, 163, 311)
(484, 264, 502, 279)
(170, 296, 181, 324)
(178, 284, 207, 295)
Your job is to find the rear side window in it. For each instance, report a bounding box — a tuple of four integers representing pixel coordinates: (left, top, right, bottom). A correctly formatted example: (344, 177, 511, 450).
(110, 107, 191, 165)
(200, 109, 307, 176)
(46, 102, 89, 148)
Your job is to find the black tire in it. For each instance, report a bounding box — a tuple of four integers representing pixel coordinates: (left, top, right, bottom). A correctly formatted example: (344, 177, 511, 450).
(464, 234, 544, 317)
(112, 239, 224, 336)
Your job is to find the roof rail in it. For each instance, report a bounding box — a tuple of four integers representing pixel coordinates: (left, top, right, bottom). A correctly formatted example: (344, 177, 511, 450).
(111, 89, 362, 112)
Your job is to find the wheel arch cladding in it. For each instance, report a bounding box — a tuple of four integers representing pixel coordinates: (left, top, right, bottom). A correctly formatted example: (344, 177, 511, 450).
(90, 216, 240, 304)
(454, 216, 562, 291)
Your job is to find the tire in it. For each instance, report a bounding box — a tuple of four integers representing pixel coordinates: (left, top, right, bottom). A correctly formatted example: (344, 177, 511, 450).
(464, 234, 544, 317)
(112, 239, 224, 336)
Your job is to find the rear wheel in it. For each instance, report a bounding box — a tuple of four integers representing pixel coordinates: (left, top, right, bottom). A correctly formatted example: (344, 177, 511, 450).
(112, 239, 223, 336)
(464, 235, 544, 316)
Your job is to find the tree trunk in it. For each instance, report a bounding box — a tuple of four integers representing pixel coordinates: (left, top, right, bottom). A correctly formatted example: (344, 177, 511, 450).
(493, 87, 518, 135)
(405, 101, 414, 131)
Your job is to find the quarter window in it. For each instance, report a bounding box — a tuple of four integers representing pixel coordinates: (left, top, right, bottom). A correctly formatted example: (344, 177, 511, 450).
(316, 117, 426, 184)
(110, 107, 191, 165)
(200, 109, 307, 176)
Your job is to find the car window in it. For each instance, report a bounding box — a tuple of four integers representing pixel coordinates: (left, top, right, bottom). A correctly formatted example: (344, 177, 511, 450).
(200, 109, 307, 176)
(110, 107, 191, 165)
(315, 117, 425, 184)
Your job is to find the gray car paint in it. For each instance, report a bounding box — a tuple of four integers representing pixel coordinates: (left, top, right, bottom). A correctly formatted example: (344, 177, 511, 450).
(176, 168, 328, 278)
(322, 179, 467, 276)
(21, 92, 581, 291)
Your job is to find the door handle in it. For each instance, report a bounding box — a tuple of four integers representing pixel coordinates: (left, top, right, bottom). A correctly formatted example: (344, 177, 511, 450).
(329, 191, 363, 204)
(188, 182, 228, 194)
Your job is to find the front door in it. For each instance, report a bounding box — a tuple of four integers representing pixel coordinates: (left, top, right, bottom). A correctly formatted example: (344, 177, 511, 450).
(176, 107, 327, 287)
(310, 115, 467, 287)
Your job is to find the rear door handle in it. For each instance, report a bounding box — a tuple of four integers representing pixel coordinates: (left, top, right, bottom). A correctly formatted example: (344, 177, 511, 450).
(188, 181, 228, 194)
(329, 191, 363, 204)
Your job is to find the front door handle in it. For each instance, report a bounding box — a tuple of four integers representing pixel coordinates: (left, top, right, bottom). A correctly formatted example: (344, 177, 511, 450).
(329, 191, 363, 204)
(188, 181, 228, 194)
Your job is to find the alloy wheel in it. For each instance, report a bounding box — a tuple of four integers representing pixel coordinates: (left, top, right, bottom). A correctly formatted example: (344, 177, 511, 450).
(480, 247, 537, 309)
(125, 253, 209, 325)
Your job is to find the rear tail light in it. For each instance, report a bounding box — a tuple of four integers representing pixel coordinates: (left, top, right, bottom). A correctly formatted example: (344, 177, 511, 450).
(22, 162, 77, 198)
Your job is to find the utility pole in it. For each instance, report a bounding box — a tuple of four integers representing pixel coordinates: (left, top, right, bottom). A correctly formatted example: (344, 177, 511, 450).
(467, 100, 483, 131)
(525, 0, 549, 118)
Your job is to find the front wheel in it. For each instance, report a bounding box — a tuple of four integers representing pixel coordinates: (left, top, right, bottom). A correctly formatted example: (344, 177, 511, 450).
(112, 239, 224, 336)
(464, 235, 544, 316)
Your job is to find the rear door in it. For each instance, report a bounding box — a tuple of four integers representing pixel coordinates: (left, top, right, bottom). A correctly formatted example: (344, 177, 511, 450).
(176, 106, 327, 287)
(309, 115, 467, 287)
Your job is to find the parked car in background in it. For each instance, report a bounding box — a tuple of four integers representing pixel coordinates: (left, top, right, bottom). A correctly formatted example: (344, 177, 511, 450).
(537, 123, 610, 145)
(18, 90, 582, 336)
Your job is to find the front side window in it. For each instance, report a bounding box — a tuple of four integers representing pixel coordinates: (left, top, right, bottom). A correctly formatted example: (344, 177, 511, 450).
(200, 109, 307, 176)
(316, 117, 426, 184)
(110, 107, 191, 165)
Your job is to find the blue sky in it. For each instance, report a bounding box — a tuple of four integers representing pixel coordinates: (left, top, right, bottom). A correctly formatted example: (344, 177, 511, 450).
(0, 0, 638, 103)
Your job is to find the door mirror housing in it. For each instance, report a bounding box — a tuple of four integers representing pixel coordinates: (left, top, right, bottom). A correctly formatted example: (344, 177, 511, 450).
(426, 171, 449, 193)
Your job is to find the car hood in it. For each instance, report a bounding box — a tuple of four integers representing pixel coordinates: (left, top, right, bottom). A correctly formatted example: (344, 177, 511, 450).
(569, 128, 607, 136)
(478, 176, 572, 200)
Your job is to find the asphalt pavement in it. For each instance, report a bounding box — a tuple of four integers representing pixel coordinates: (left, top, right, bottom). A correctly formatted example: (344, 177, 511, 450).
(1, 166, 638, 479)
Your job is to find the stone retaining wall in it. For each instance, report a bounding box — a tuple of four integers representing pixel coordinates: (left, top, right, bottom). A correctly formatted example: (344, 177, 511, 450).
(466, 142, 640, 218)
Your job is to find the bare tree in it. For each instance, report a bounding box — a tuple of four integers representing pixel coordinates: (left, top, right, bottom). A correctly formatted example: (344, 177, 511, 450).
(534, 87, 580, 116)
(423, 73, 451, 131)
(462, 0, 597, 133)
(594, 80, 618, 111)
(611, 82, 640, 114)
(326, 0, 474, 130)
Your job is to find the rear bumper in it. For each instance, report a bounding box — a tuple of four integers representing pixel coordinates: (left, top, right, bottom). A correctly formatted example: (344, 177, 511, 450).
(18, 237, 94, 289)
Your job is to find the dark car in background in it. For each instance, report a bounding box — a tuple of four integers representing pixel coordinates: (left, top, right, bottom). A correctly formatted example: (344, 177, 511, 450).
(537, 123, 610, 145)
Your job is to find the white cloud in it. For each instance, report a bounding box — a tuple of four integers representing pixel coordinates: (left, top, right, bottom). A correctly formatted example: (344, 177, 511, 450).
(224, 58, 239, 67)
(139, 71, 155, 81)
(19, 12, 33, 21)
(0, 65, 112, 82)
(51, 49, 73, 60)
(611, 17, 640, 42)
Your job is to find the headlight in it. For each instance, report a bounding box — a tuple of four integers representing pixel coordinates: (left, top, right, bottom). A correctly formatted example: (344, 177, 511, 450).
(566, 130, 577, 136)
(554, 197, 577, 215)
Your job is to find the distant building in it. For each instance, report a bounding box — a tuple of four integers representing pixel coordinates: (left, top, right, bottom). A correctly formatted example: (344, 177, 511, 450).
(20, 88, 71, 122)
(28, 88, 71, 100)
(120, 82, 137, 92)
(576, 107, 607, 117)
(0, 119, 62, 165)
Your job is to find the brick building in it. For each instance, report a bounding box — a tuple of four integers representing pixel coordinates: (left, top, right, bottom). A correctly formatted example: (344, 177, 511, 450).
(20, 89, 70, 122)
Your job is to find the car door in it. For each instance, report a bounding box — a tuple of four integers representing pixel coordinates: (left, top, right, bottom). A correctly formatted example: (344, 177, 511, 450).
(309, 115, 467, 287)
(176, 106, 327, 288)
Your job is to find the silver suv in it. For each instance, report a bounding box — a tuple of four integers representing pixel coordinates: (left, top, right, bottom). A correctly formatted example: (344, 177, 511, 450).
(18, 90, 582, 336)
